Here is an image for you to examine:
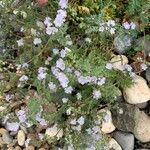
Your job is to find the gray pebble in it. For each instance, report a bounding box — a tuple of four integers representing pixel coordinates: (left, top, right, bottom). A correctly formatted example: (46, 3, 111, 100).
(2, 131, 13, 145)
(146, 67, 150, 83)
(113, 131, 134, 150)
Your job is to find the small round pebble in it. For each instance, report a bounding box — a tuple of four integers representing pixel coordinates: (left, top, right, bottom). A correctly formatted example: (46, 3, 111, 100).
(39, 148, 46, 150)
(7, 147, 15, 150)
(26, 145, 35, 150)
(2, 131, 13, 145)
(0, 128, 7, 135)
(17, 130, 25, 146)
(15, 146, 22, 150)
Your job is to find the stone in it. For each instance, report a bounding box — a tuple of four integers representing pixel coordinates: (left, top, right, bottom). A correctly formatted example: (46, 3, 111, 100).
(134, 109, 150, 143)
(7, 147, 15, 150)
(123, 75, 150, 104)
(145, 67, 150, 83)
(108, 138, 122, 150)
(45, 124, 63, 139)
(136, 102, 148, 109)
(0, 128, 7, 135)
(114, 33, 133, 54)
(113, 131, 134, 150)
(26, 145, 35, 150)
(0, 137, 5, 146)
(20, 125, 28, 134)
(0, 106, 6, 111)
(7, 139, 17, 147)
(136, 37, 150, 56)
(112, 103, 136, 132)
(15, 146, 22, 150)
(100, 109, 116, 134)
(110, 55, 128, 71)
(17, 130, 25, 146)
(2, 131, 13, 144)
(135, 149, 150, 150)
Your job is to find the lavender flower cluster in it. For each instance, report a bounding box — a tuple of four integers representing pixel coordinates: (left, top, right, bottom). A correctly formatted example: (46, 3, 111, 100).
(44, 0, 68, 35)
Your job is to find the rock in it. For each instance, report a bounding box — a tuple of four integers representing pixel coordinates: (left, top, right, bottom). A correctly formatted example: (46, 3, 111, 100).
(7, 139, 17, 147)
(135, 149, 150, 150)
(100, 109, 116, 134)
(114, 33, 133, 54)
(0, 106, 6, 111)
(136, 37, 150, 56)
(0, 128, 7, 135)
(145, 67, 150, 83)
(17, 130, 25, 146)
(0, 137, 5, 146)
(10, 131, 18, 136)
(136, 102, 148, 109)
(45, 124, 63, 139)
(26, 145, 35, 150)
(108, 138, 122, 150)
(15, 146, 22, 150)
(134, 109, 150, 143)
(20, 125, 28, 134)
(2, 131, 13, 144)
(110, 55, 128, 70)
(112, 102, 150, 143)
(7, 147, 15, 150)
(112, 103, 136, 132)
(113, 131, 134, 150)
(123, 75, 150, 104)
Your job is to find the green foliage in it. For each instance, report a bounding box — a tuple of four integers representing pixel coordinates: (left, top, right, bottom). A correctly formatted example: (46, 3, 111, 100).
(27, 98, 41, 124)
(0, 0, 149, 149)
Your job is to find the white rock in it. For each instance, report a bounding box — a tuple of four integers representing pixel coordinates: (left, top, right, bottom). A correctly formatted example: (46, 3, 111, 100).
(134, 109, 150, 142)
(0, 106, 6, 111)
(100, 109, 116, 134)
(109, 138, 122, 150)
(17, 130, 25, 146)
(123, 75, 150, 104)
(45, 124, 63, 139)
(110, 55, 128, 70)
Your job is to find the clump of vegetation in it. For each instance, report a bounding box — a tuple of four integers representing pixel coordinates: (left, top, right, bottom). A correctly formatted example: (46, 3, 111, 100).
(0, 0, 149, 149)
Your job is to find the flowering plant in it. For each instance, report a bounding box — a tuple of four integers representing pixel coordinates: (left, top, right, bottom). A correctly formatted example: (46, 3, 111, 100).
(0, 0, 149, 149)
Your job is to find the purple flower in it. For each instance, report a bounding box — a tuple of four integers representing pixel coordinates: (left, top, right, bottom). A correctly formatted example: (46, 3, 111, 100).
(130, 22, 136, 29)
(54, 9, 67, 27)
(57, 72, 69, 88)
(6, 122, 20, 131)
(36, 113, 48, 126)
(17, 110, 27, 123)
(59, 0, 68, 9)
(46, 27, 58, 35)
(140, 63, 148, 71)
(19, 75, 28, 81)
(106, 63, 113, 70)
(5, 94, 14, 102)
(56, 58, 65, 70)
(78, 76, 88, 85)
(97, 77, 106, 86)
(123, 22, 131, 29)
(37, 67, 47, 80)
(124, 64, 132, 72)
(93, 90, 101, 100)
(48, 82, 57, 92)
(74, 70, 81, 77)
(65, 86, 73, 94)
(44, 17, 52, 27)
